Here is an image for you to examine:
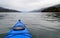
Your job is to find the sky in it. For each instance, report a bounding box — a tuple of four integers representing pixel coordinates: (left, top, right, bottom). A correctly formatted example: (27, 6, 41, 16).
(0, 0, 60, 11)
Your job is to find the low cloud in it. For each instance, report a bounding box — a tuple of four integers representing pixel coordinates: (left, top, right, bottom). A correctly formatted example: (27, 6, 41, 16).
(0, 0, 60, 11)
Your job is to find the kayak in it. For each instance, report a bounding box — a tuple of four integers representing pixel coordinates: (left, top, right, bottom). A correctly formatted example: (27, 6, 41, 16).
(5, 20, 32, 38)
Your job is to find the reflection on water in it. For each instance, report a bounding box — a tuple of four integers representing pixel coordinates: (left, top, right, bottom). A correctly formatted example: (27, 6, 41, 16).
(0, 14, 7, 19)
(0, 12, 60, 38)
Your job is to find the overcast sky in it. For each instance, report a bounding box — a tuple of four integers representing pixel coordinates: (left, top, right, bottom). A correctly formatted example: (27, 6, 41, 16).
(0, 0, 60, 11)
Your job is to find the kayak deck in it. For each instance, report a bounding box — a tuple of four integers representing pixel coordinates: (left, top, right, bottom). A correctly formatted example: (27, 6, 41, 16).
(5, 20, 32, 38)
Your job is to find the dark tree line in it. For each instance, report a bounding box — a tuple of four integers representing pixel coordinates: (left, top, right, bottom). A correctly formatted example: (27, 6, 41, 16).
(0, 7, 20, 12)
(41, 4, 60, 12)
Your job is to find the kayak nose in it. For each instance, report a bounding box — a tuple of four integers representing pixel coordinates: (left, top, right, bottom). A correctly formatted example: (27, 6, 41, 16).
(13, 20, 25, 31)
(18, 20, 21, 22)
(14, 20, 25, 27)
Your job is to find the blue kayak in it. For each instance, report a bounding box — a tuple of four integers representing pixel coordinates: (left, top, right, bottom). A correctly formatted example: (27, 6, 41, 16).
(5, 20, 32, 38)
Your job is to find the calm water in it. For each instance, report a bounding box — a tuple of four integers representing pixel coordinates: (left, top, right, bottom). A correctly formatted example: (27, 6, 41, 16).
(0, 12, 60, 38)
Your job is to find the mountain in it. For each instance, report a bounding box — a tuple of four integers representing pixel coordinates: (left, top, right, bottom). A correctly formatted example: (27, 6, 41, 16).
(31, 4, 60, 12)
(41, 4, 60, 12)
(31, 9, 41, 12)
(0, 7, 20, 12)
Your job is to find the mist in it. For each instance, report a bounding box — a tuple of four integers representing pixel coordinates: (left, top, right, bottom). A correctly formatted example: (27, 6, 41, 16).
(0, 0, 60, 11)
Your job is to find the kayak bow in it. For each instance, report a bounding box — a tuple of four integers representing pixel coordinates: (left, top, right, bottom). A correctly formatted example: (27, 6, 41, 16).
(5, 20, 32, 38)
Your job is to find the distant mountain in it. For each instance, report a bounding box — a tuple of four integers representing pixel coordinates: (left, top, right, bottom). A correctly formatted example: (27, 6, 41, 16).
(54, 4, 60, 7)
(31, 4, 60, 12)
(41, 4, 60, 12)
(31, 9, 41, 12)
(0, 7, 20, 12)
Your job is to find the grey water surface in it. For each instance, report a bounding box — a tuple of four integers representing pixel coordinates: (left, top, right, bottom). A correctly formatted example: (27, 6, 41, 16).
(0, 12, 60, 38)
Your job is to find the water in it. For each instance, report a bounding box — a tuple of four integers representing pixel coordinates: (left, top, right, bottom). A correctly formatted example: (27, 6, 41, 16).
(0, 12, 60, 38)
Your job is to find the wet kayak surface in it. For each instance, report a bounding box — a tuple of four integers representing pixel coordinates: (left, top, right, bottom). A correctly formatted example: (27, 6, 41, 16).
(0, 12, 60, 38)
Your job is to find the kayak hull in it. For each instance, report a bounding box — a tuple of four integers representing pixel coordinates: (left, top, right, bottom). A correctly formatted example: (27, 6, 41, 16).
(5, 20, 32, 38)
